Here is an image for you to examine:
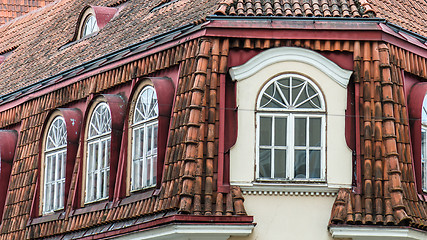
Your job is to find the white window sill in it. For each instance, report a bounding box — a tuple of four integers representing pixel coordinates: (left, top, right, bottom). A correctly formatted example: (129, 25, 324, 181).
(233, 181, 351, 196)
(330, 226, 427, 240)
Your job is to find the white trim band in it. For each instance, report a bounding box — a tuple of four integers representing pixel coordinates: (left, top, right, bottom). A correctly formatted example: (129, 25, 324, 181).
(330, 226, 427, 240)
(112, 224, 254, 240)
(236, 183, 344, 197)
(229, 47, 353, 88)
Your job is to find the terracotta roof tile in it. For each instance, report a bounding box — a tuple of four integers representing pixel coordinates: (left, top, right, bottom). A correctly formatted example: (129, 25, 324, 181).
(214, 0, 365, 18)
(0, 0, 55, 25)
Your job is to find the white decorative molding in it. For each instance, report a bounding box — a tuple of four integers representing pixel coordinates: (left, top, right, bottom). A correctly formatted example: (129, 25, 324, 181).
(330, 226, 427, 240)
(229, 47, 353, 88)
(236, 182, 341, 197)
(112, 224, 254, 240)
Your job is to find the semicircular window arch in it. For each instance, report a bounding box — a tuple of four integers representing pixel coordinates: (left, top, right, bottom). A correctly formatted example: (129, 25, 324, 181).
(256, 74, 326, 181)
(257, 74, 325, 111)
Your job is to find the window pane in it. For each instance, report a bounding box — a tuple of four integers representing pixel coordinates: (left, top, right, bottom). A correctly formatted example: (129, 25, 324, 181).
(153, 155, 157, 185)
(294, 118, 306, 146)
(309, 150, 321, 178)
(291, 78, 304, 105)
(260, 117, 272, 146)
(275, 117, 287, 146)
(294, 150, 306, 178)
(309, 118, 321, 146)
(274, 149, 286, 178)
(277, 78, 290, 103)
(147, 157, 151, 186)
(422, 130, 426, 160)
(259, 148, 271, 178)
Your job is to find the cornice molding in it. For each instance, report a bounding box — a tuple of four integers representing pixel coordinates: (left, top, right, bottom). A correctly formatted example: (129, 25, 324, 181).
(330, 226, 427, 240)
(235, 183, 349, 197)
(229, 47, 353, 88)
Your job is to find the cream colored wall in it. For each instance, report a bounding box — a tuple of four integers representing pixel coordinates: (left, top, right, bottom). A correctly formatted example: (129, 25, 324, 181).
(229, 194, 337, 240)
(230, 60, 352, 188)
(228, 48, 353, 240)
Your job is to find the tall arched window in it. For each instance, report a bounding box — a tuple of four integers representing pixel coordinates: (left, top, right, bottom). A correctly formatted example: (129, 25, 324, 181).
(131, 86, 159, 191)
(86, 102, 111, 203)
(421, 95, 427, 191)
(256, 74, 326, 180)
(43, 116, 67, 213)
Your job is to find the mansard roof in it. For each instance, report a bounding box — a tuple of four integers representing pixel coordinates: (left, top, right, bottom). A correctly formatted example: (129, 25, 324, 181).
(0, 0, 427, 239)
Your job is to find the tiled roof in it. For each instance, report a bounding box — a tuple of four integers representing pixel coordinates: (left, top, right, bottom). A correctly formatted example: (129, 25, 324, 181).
(367, 0, 427, 39)
(0, 37, 249, 239)
(2, 0, 427, 101)
(214, 0, 427, 38)
(0, 0, 55, 25)
(214, 0, 364, 18)
(0, 0, 223, 96)
(330, 42, 427, 229)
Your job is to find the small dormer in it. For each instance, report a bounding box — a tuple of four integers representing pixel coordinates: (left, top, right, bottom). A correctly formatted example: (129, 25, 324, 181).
(73, 6, 118, 40)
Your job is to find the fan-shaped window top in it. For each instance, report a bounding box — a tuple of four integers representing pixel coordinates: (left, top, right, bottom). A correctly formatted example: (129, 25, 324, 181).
(258, 74, 324, 111)
(88, 102, 112, 139)
(46, 117, 67, 150)
(134, 86, 159, 123)
(43, 116, 67, 214)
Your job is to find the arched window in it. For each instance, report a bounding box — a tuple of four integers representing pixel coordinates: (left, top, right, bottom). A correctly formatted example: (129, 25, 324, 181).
(86, 102, 111, 203)
(256, 74, 326, 180)
(421, 95, 427, 191)
(131, 86, 158, 191)
(43, 116, 67, 213)
(81, 14, 99, 38)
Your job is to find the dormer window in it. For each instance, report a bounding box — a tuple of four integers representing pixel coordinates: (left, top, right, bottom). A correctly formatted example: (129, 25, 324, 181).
(74, 6, 118, 41)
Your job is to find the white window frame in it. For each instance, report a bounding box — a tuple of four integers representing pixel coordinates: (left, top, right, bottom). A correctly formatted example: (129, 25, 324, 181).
(131, 85, 159, 191)
(85, 102, 111, 203)
(43, 116, 67, 214)
(256, 74, 326, 181)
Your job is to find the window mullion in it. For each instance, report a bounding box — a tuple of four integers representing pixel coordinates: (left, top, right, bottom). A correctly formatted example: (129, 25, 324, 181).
(54, 152, 59, 210)
(271, 116, 275, 178)
(288, 113, 294, 179)
(306, 116, 310, 179)
(97, 140, 102, 200)
(143, 125, 147, 188)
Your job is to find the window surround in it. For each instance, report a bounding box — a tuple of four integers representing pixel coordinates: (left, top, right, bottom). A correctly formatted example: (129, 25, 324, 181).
(33, 109, 82, 217)
(408, 82, 427, 199)
(79, 95, 125, 207)
(0, 130, 18, 222)
(229, 47, 353, 190)
(124, 77, 175, 196)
